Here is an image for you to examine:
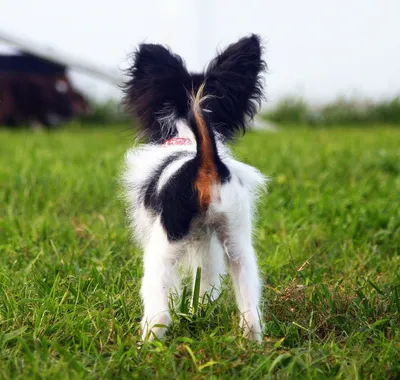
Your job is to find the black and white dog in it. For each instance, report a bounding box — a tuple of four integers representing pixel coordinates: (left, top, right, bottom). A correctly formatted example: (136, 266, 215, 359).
(122, 35, 267, 341)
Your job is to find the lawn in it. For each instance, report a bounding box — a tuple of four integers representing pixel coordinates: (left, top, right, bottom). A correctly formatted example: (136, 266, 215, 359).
(0, 125, 399, 379)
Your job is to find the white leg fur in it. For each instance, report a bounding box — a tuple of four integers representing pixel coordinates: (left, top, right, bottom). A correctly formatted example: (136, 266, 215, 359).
(140, 219, 181, 341)
(227, 242, 262, 342)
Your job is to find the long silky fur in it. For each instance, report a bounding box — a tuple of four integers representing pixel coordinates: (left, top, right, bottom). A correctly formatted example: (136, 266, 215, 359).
(203, 34, 266, 140)
(123, 44, 193, 143)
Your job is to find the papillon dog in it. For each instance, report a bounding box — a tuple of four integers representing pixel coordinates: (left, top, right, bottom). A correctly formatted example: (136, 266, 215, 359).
(122, 35, 267, 341)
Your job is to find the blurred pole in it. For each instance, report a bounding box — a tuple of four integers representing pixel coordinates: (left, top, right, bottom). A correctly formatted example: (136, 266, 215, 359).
(159, 0, 179, 45)
(195, 0, 213, 71)
(0, 28, 121, 86)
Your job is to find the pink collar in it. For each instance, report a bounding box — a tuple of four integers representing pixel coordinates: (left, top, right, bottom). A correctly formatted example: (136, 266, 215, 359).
(162, 137, 192, 147)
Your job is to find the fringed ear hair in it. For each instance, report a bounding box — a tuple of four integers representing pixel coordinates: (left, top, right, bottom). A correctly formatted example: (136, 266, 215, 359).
(123, 44, 192, 143)
(203, 34, 266, 140)
(123, 35, 266, 142)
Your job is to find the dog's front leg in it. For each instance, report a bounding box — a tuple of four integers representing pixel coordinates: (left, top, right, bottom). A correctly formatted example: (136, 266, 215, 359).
(140, 222, 179, 341)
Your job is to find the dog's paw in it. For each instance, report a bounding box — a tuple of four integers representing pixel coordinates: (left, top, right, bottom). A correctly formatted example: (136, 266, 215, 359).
(240, 313, 263, 343)
(141, 311, 171, 341)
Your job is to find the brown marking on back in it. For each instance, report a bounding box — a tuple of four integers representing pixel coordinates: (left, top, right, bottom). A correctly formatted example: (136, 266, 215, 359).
(192, 84, 220, 211)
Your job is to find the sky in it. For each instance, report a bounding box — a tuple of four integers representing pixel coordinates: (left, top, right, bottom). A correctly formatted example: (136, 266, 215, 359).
(1, 0, 399, 106)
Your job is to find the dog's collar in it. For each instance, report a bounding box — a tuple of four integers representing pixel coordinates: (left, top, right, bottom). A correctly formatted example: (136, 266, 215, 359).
(162, 137, 192, 147)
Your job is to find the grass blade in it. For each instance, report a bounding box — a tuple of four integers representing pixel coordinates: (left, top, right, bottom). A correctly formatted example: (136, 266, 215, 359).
(192, 267, 201, 314)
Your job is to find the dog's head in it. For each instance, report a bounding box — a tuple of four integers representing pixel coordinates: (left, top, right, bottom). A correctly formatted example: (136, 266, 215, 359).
(124, 35, 266, 143)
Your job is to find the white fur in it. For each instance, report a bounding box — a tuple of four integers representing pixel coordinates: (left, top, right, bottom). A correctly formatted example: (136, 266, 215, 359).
(122, 122, 267, 342)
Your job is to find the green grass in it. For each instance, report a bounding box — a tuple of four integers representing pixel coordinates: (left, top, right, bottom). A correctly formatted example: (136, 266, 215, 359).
(0, 125, 399, 379)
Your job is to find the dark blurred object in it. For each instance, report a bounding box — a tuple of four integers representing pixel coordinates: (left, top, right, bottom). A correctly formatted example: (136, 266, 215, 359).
(0, 52, 90, 128)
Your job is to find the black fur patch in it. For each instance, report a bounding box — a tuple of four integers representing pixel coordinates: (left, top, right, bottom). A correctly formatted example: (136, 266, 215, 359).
(123, 44, 203, 143)
(143, 151, 230, 241)
(143, 151, 191, 210)
(203, 35, 266, 141)
(160, 156, 230, 241)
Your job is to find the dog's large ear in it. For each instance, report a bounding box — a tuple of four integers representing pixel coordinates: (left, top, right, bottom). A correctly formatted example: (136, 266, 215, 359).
(123, 44, 191, 142)
(204, 34, 266, 140)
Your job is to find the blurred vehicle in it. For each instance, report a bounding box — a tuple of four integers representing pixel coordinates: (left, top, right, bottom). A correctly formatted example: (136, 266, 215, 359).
(0, 51, 90, 127)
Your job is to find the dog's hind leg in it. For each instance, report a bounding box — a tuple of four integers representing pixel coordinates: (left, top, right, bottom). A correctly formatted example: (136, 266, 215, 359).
(140, 219, 181, 341)
(227, 239, 262, 342)
(218, 205, 262, 342)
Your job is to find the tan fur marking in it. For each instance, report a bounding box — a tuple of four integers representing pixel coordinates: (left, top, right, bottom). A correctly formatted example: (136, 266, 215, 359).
(192, 84, 219, 211)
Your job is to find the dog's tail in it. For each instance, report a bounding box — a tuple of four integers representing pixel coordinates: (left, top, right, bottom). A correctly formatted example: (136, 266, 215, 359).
(188, 83, 225, 211)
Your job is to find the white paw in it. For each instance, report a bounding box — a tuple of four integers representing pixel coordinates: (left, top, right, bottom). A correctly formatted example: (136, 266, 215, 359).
(141, 311, 171, 341)
(240, 313, 263, 343)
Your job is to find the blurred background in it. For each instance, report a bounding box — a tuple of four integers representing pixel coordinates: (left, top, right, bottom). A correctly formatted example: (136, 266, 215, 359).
(1, 0, 399, 128)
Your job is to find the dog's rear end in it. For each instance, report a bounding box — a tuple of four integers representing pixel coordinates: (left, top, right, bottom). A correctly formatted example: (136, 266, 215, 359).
(122, 35, 267, 341)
